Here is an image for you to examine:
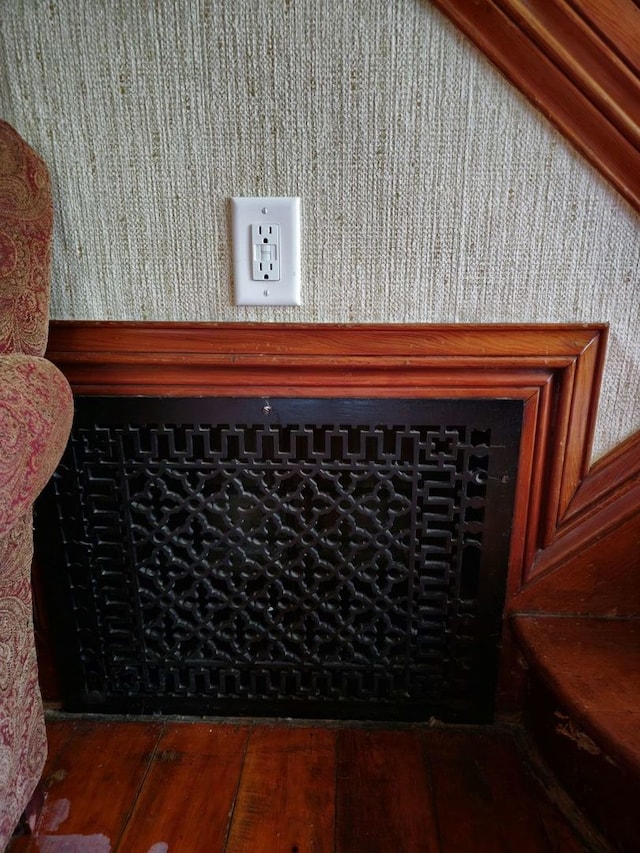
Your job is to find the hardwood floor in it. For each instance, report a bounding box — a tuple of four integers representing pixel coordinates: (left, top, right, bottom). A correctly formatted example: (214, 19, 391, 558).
(9, 717, 605, 852)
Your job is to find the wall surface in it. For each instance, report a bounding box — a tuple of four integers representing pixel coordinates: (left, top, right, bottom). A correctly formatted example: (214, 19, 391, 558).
(0, 0, 638, 460)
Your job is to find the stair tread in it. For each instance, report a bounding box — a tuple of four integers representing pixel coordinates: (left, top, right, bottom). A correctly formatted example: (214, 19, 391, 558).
(513, 615, 640, 777)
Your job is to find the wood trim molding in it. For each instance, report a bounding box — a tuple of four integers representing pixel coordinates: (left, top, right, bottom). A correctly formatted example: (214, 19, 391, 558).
(431, 0, 640, 214)
(510, 428, 640, 615)
(565, 428, 640, 523)
(45, 321, 607, 592)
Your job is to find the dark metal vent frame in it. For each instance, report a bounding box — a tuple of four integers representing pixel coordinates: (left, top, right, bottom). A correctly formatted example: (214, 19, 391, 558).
(38, 396, 522, 722)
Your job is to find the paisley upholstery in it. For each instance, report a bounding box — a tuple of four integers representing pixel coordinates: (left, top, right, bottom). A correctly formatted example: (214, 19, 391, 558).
(0, 356, 73, 536)
(0, 120, 52, 357)
(0, 122, 73, 849)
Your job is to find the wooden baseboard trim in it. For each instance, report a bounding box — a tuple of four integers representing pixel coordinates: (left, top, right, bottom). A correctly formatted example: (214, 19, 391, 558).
(45, 321, 608, 592)
(512, 429, 640, 615)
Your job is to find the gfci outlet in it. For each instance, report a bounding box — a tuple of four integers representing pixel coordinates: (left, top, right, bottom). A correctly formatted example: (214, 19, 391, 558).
(231, 197, 301, 306)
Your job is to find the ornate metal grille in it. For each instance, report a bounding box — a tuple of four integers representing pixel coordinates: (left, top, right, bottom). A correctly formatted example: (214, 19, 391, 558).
(38, 397, 521, 721)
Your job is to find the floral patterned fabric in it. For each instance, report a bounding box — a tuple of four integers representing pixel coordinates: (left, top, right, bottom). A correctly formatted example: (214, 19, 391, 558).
(0, 120, 52, 357)
(0, 122, 73, 850)
(0, 356, 73, 536)
(0, 513, 44, 849)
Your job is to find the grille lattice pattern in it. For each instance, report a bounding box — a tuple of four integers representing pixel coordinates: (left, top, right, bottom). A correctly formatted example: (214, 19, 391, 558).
(40, 397, 521, 721)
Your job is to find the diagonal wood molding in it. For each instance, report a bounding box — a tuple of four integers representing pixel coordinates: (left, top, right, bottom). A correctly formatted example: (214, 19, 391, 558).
(431, 0, 640, 214)
(510, 428, 640, 614)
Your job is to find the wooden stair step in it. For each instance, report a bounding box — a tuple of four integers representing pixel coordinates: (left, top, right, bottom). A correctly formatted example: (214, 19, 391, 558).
(513, 615, 640, 778)
(513, 614, 640, 851)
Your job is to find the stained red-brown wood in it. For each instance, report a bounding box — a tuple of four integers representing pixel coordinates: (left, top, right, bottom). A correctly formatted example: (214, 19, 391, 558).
(336, 728, 439, 852)
(575, 0, 640, 75)
(518, 377, 551, 571)
(44, 321, 607, 579)
(24, 720, 161, 850)
(513, 427, 640, 610)
(556, 335, 604, 522)
(9, 719, 596, 852)
(566, 428, 640, 523)
(514, 616, 640, 779)
(424, 727, 587, 852)
(117, 723, 248, 853)
(7, 721, 82, 852)
(42, 718, 76, 777)
(497, 0, 640, 149)
(431, 0, 640, 213)
(514, 509, 640, 616)
(46, 321, 602, 359)
(225, 726, 336, 853)
(527, 675, 640, 853)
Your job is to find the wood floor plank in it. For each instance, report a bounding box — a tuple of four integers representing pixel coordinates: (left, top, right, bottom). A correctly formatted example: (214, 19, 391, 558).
(43, 718, 77, 777)
(424, 727, 582, 853)
(225, 725, 336, 853)
(336, 728, 440, 853)
(115, 722, 249, 853)
(9, 720, 596, 853)
(8, 720, 82, 853)
(27, 720, 162, 851)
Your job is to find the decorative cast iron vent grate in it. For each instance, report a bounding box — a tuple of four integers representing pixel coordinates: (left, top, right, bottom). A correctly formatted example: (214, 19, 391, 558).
(39, 397, 522, 721)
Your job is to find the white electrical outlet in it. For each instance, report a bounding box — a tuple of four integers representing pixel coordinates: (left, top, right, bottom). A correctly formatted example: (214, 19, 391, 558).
(232, 197, 301, 306)
(252, 223, 280, 281)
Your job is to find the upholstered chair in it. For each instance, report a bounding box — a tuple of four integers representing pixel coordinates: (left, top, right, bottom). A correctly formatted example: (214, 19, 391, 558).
(0, 120, 73, 848)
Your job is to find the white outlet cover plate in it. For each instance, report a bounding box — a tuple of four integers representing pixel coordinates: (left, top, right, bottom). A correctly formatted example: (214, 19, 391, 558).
(231, 196, 301, 306)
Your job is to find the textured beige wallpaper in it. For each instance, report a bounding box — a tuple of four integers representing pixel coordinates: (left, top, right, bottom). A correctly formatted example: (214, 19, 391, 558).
(0, 0, 638, 459)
